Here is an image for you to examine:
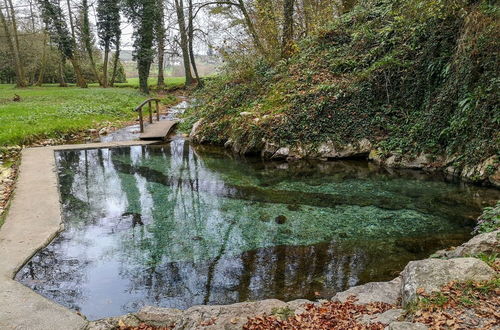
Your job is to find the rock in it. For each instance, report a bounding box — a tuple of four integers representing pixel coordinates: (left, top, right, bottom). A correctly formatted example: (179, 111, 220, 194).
(333, 277, 401, 305)
(174, 299, 288, 329)
(360, 309, 404, 325)
(189, 119, 204, 139)
(87, 314, 141, 330)
(272, 147, 290, 160)
(318, 139, 372, 159)
(262, 141, 279, 159)
(400, 258, 496, 306)
(434, 230, 500, 258)
(224, 139, 234, 149)
(400, 154, 432, 169)
(99, 127, 109, 136)
(275, 215, 287, 224)
(88, 129, 97, 134)
(386, 321, 428, 330)
(136, 306, 182, 326)
(239, 112, 253, 117)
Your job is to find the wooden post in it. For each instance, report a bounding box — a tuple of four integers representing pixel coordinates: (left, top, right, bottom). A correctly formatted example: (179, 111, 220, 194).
(138, 107, 144, 133)
(155, 100, 160, 121)
(148, 101, 153, 124)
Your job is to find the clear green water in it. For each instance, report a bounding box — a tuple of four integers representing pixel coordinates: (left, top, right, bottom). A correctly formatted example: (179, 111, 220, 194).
(15, 140, 499, 320)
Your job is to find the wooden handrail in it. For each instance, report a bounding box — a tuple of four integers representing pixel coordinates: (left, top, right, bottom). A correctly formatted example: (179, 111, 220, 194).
(135, 98, 161, 133)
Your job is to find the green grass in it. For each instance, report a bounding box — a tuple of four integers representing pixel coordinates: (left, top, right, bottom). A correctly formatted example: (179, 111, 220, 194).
(0, 84, 147, 147)
(116, 77, 186, 89)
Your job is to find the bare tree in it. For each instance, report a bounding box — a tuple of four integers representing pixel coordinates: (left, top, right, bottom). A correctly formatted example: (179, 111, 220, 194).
(3, 0, 27, 86)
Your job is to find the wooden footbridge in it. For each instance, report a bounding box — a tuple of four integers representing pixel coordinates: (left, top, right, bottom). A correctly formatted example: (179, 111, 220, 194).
(136, 98, 178, 140)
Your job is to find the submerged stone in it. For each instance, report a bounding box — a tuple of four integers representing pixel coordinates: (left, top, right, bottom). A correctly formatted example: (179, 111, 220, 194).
(275, 215, 287, 224)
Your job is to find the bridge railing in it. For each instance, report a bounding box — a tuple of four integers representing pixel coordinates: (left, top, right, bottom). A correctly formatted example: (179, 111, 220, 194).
(135, 98, 161, 133)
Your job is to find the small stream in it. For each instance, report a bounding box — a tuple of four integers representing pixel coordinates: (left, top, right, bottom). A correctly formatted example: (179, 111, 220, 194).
(15, 101, 500, 320)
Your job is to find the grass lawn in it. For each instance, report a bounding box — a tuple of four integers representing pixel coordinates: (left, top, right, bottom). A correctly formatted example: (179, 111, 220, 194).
(115, 76, 186, 89)
(0, 84, 148, 147)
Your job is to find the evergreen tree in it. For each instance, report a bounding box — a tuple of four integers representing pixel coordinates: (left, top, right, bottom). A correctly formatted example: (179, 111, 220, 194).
(123, 0, 158, 94)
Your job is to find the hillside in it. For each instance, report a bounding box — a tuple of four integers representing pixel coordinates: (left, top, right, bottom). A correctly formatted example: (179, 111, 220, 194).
(183, 0, 500, 186)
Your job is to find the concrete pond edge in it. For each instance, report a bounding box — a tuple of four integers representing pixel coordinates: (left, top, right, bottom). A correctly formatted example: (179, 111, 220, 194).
(0, 141, 497, 330)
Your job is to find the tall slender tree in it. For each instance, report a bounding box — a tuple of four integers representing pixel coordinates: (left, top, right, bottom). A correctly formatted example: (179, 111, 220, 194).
(174, 0, 194, 86)
(155, 0, 166, 88)
(96, 0, 121, 87)
(187, 0, 200, 84)
(81, 0, 102, 85)
(3, 0, 27, 86)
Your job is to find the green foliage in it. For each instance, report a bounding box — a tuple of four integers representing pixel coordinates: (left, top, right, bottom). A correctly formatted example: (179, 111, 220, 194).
(0, 85, 145, 146)
(122, 0, 160, 93)
(473, 201, 500, 234)
(185, 0, 499, 168)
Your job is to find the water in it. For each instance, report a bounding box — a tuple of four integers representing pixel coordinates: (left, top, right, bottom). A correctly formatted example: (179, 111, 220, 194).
(16, 141, 499, 320)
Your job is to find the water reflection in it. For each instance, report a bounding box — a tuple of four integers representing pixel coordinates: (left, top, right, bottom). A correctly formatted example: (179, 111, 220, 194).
(16, 141, 500, 320)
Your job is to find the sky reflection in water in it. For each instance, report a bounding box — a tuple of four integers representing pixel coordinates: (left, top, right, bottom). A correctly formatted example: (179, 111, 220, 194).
(15, 140, 500, 320)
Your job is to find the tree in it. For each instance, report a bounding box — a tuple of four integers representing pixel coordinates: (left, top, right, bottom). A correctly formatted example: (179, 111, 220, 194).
(38, 0, 87, 87)
(123, 0, 158, 94)
(96, 0, 121, 87)
(281, 0, 295, 58)
(3, 0, 27, 86)
(81, 0, 102, 85)
(187, 0, 200, 84)
(174, 0, 194, 86)
(155, 0, 166, 88)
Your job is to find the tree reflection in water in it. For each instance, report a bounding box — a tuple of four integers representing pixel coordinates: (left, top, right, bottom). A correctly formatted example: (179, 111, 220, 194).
(15, 140, 500, 320)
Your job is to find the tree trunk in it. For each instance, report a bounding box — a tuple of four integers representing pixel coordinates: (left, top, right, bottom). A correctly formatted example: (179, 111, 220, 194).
(102, 45, 109, 87)
(188, 0, 200, 85)
(237, 0, 265, 55)
(110, 44, 120, 86)
(58, 56, 68, 87)
(82, 0, 102, 85)
(281, 0, 295, 59)
(4, 0, 27, 87)
(174, 0, 194, 86)
(156, 0, 165, 89)
(69, 57, 88, 88)
(36, 32, 48, 86)
(65, 0, 87, 88)
(138, 59, 151, 94)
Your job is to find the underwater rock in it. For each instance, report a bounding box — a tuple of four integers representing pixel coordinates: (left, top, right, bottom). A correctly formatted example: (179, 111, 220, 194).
(400, 257, 496, 306)
(275, 215, 287, 224)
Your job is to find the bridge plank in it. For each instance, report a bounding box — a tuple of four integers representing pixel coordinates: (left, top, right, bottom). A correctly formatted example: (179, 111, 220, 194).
(139, 120, 178, 140)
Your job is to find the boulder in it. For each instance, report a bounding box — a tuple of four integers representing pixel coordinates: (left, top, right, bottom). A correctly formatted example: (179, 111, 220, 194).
(271, 147, 290, 160)
(136, 306, 182, 326)
(400, 258, 496, 306)
(359, 309, 404, 325)
(434, 230, 500, 258)
(189, 119, 204, 140)
(173, 299, 288, 329)
(386, 321, 428, 330)
(87, 314, 141, 330)
(333, 277, 401, 305)
(317, 139, 372, 159)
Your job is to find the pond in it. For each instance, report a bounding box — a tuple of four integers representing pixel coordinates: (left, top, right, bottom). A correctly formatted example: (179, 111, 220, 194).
(15, 140, 500, 320)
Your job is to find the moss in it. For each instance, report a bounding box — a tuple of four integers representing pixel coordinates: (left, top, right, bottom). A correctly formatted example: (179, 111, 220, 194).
(184, 0, 499, 168)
